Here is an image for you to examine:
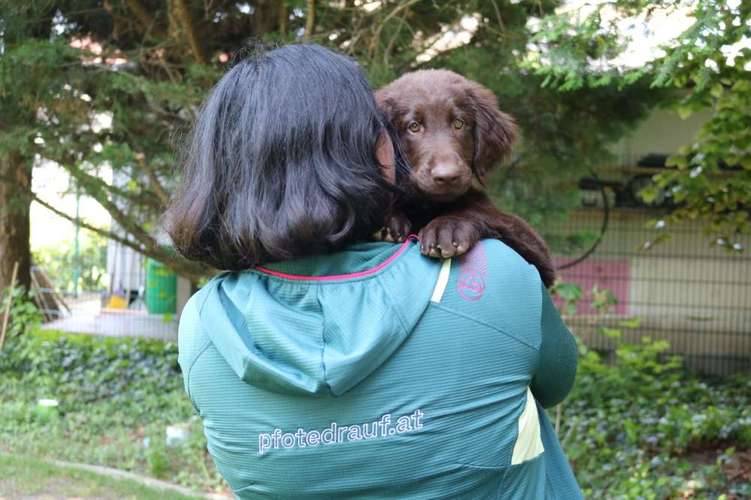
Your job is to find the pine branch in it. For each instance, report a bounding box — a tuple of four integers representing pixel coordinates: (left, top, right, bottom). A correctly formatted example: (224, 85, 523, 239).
(65, 164, 158, 253)
(135, 154, 171, 207)
(0, 176, 208, 281)
(124, 0, 166, 38)
(172, 0, 208, 64)
(34, 193, 146, 254)
(369, 0, 420, 58)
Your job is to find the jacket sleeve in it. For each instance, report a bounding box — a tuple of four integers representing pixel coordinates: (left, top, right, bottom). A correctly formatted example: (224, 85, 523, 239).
(530, 282, 578, 408)
(177, 293, 211, 414)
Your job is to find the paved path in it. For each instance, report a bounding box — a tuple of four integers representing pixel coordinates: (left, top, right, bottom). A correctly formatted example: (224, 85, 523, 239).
(42, 309, 177, 340)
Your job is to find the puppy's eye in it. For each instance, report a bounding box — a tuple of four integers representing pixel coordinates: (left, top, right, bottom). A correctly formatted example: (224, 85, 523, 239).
(452, 118, 465, 130)
(407, 121, 422, 133)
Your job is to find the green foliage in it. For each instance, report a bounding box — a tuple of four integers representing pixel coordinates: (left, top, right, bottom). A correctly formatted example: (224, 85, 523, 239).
(589, 284, 617, 313)
(0, 0, 666, 278)
(0, 329, 225, 493)
(0, 329, 181, 412)
(1, 284, 43, 339)
(525, 7, 635, 91)
(551, 281, 618, 317)
(562, 336, 751, 498)
(0, 0, 746, 272)
(549, 279, 751, 497)
(1, 325, 749, 497)
(33, 231, 108, 293)
(649, 1, 751, 249)
(528, 0, 751, 250)
(551, 281, 582, 316)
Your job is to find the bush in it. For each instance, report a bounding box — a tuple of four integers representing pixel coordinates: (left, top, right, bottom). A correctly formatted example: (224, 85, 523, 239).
(0, 329, 181, 414)
(32, 231, 108, 293)
(561, 336, 751, 498)
(546, 280, 751, 497)
(0, 284, 43, 341)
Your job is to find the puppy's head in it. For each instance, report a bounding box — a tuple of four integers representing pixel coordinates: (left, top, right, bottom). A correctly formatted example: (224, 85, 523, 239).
(376, 70, 516, 202)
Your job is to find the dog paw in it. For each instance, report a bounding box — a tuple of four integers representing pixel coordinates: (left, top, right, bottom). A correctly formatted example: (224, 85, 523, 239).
(419, 216, 480, 258)
(374, 213, 412, 243)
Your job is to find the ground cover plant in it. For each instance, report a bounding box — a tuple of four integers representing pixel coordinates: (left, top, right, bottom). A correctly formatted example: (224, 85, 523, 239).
(1, 322, 749, 498)
(561, 338, 751, 498)
(0, 328, 226, 495)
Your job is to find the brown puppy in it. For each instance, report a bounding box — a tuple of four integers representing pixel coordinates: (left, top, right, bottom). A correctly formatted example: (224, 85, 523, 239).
(376, 69, 556, 287)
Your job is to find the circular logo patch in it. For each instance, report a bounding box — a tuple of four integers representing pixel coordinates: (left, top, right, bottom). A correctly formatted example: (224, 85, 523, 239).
(457, 270, 485, 302)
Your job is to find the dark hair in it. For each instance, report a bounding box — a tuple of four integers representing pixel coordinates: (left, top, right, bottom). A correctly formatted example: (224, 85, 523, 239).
(165, 44, 396, 270)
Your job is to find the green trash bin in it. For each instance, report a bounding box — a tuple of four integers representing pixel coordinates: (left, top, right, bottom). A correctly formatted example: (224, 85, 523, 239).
(146, 259, 177, 314)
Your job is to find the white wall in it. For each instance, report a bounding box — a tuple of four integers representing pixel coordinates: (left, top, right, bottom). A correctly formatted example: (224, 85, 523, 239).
(555, 209, 751, 372)
(611, 108, 713, 165)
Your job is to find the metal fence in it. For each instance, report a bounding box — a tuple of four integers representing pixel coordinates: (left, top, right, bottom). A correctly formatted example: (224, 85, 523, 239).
(37, 205, 751, 375)
(545, 207, 751, 376)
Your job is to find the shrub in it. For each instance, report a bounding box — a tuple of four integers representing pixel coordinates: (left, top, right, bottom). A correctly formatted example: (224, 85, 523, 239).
(0, 284, 43, 341)
(560, 334, 751, 498)
(32, 232, 108, 293)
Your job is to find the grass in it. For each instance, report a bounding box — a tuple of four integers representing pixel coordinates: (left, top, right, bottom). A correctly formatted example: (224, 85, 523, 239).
(0, 328, 227, 495)
(0, 454, 199, 499)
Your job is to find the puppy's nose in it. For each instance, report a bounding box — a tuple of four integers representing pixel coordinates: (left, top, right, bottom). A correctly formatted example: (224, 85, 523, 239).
(432, 164, 462, 186)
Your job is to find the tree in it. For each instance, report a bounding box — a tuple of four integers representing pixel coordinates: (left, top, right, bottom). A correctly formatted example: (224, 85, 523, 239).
(527, 0, 751, 250)
(648, 0, 751, 251)
(0, 0, 678, 284)
(0, 151, 31, 290)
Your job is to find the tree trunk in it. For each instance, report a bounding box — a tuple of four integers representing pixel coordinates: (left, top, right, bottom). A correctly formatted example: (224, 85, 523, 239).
(252, 0, 282, 36)
(304, 0, 316, 39)
(0, 150, 32, 292)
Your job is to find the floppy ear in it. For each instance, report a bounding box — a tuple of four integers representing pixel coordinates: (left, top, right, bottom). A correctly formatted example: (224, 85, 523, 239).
(467, 82, 517, 180)
(375, 89, 399, 124)
(375, 130, 396, 183)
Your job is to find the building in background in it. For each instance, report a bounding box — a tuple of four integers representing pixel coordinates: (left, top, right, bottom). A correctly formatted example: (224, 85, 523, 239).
(549, 109, 750, 374)
(106, 231, 145, 307)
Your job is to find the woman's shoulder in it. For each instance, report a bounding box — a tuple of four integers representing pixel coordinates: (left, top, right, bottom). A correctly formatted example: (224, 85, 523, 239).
(433, 239, 544, 348)
(479, 238, 541, 273)
(455, 239, 543, 293)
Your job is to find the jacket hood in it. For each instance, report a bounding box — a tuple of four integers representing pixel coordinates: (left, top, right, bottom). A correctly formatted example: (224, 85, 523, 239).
(196, 240, 440, 397)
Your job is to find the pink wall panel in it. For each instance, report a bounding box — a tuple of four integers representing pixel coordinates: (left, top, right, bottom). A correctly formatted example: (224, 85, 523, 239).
(552, 257, 631, 315)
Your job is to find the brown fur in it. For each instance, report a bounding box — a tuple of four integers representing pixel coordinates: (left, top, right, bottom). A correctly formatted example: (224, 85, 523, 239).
(376, 69, 556, 286)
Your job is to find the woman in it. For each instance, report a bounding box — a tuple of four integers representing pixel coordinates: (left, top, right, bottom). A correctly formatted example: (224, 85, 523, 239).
(167, 44, 581, 499)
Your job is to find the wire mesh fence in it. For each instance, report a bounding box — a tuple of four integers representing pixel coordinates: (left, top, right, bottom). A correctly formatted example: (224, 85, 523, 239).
(40, 289, 178, 341)
(35, 206, 751, 375)
(545, 208, 751, 376)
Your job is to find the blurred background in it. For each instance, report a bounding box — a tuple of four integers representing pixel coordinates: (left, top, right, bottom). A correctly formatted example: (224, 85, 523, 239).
(0, 1, 749, 498)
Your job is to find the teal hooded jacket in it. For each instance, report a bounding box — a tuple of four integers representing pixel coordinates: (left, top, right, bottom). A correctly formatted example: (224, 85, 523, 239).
(178, 239, 581, 499)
